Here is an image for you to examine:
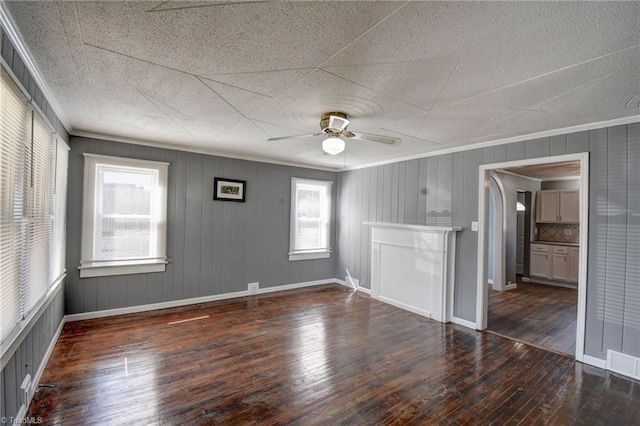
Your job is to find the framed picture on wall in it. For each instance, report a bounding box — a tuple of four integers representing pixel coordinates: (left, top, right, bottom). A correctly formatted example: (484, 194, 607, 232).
(213, 177, 246, 202)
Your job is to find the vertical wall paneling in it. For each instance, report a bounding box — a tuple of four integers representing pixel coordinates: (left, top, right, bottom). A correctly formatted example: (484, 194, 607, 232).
(1, 286, 65, 421)
(417, 157, 428, 225)
(436, 154, 453, 227)
(172, 151, 187, 301)
(404, 160, 419, 224)
(390, 163, 399, 223)
(65, 137, 337, 314)
(550, 134, 567, 156)
(426, 157, 438, 225)
(567, 131, 590, 154)
(525, 137, 550, 159)
(507, 141, 525, 161)
(494, 144, 507, 163)
(623, 123, 640, 357)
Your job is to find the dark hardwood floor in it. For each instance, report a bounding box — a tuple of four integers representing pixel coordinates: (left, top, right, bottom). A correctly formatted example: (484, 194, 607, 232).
(28, 285, 638, 425)
(488, 280, 578, 355)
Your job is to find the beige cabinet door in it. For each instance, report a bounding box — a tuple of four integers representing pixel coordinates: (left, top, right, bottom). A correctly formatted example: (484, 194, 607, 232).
(559, 190, 579, 223)
(537, 190, 559, 222)
(568, 247, 579, 282)
(551, 252, 569, 281)
(531, 251, 550, 278)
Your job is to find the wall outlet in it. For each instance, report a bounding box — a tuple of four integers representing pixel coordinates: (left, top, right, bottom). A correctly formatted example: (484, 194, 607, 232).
(564, 228, 573, 236)
(471, 221, 478, 232)
(248, 282, 259, 294)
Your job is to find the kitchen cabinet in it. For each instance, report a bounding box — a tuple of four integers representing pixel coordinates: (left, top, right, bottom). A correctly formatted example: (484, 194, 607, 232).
(551, 246, 569, 281)
(529, 243, 578, 284)
(530, 244, 551, 278)
(536, 190, 579, 223)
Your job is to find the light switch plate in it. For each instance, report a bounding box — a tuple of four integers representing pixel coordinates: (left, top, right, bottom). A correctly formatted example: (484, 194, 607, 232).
(471, 221, 478, 232)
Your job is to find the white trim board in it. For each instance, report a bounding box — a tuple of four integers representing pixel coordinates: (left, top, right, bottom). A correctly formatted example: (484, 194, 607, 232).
(475, 152, 589, 363)
(66, 279, 346, 322)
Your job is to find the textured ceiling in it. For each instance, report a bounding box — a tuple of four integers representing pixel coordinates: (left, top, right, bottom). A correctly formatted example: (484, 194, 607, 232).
(502, 161, 581, 180)
(4, 1, 640, 170)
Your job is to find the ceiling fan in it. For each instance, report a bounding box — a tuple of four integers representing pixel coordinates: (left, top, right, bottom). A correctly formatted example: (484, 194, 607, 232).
(267, 112, 400, 155)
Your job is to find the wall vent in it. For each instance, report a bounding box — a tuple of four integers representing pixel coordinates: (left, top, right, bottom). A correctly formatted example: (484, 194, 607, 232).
(606, 350, 640, 380)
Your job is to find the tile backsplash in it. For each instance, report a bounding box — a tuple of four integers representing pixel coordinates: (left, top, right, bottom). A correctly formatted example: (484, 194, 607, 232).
(538, 223, 580, 243)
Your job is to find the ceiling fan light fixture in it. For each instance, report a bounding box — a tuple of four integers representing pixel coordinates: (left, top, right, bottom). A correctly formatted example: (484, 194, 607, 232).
(322, 137, 345, 155)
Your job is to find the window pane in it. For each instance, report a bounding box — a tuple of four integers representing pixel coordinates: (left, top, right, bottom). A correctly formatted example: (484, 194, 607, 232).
(100, 217, 151, 259)
(96, 166, 157, 260)
(296, 219, 322, 250)
(297, 188, 321, 219)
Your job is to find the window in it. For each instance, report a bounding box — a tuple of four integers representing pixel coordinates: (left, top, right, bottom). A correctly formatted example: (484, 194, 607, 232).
(0, 68, 68, 348)
(80, 154, 168, 278)
(289, 178, 332, 261)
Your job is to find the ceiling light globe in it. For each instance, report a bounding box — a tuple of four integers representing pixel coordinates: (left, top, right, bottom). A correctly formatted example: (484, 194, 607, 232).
(322, 137, 345, 155)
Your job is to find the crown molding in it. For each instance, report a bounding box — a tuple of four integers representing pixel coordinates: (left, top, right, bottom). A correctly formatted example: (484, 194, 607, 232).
(71, 130, 341, 173)
(340, 114, 640, 171)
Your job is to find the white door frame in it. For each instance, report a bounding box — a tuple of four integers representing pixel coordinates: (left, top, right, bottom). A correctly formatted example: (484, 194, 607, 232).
(476, 152, 589, 362)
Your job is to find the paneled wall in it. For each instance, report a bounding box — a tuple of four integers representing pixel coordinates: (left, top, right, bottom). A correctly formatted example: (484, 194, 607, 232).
(65, 137, 337, 314)
(0, 286, 64, 420)
(336, 125, 640, 360)
(1, 24, 68, 420)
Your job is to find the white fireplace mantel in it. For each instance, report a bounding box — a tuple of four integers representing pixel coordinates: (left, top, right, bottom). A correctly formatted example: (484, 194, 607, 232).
(364, 222, 461, 323)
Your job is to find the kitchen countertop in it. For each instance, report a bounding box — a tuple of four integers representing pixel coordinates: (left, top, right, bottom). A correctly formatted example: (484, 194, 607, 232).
(532, 241, 579, 247)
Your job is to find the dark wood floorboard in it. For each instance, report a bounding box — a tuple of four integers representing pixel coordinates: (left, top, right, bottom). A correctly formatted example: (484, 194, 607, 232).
(27, 285, 638, 425)
(488, 280, 578, 355)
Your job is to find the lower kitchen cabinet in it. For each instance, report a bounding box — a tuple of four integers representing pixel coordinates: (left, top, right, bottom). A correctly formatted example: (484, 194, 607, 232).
(530, 243, 578, 284)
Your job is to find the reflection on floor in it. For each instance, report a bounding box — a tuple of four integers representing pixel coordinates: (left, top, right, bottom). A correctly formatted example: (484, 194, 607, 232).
(488, 279, 577, 356)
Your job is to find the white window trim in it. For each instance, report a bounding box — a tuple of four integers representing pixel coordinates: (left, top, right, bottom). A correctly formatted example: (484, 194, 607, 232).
(289, 177, 333, 261)
(80, 154, 169, 278)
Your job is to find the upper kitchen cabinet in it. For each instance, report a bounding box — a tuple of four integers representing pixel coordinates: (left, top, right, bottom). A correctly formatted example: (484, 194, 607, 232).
(536, 190, 579, 223)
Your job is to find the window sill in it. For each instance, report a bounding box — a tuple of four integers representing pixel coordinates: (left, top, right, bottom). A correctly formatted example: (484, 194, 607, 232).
(79, 259, 167, 278)
(288, 250, 331, 261)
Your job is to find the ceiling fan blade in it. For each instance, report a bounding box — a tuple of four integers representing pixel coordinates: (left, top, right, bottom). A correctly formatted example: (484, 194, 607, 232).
(347, 132, 401, 145)
(267, 133, 323, 142)
(329, 115, 350, 132)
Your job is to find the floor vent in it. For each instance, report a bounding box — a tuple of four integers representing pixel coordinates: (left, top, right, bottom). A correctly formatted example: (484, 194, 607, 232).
(606, 350, 640, 380)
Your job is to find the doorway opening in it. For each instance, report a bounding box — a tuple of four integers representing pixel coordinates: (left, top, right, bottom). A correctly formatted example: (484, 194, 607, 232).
(477, 153, 589, 361)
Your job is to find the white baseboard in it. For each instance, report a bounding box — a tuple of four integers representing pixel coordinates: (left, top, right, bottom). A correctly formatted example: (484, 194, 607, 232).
(582, 354, 607, 369)
(356, 286, 371, 295)
(521, 276, 531, 282)
(65, 290, 250, 322)
(451, 316, 477, 330)
(66, 279, 342, 322)
(256, 279, 340, 295)
(505, 283, 517, 290)
(375, 295, 432, 319)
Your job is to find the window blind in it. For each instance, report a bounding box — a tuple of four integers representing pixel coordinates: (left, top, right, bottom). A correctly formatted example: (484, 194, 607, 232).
(0, 69, 29, 343)
(0, 67, 68, 348)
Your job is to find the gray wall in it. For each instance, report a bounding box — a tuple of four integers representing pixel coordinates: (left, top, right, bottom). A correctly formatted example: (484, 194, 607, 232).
(65, 137, 338, 314)
(1, 25, 68, 419)
(0, 286, 65, 420)
(336, 126, 640, 361)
